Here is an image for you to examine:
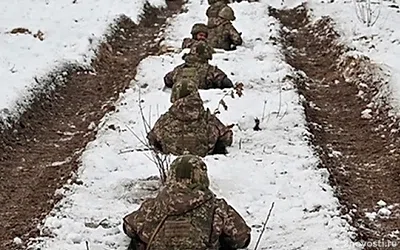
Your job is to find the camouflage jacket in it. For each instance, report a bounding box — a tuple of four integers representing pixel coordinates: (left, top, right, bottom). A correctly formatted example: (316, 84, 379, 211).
(123, 183, 251, 250)
(163, 58, 228, 90)
(146, 93, 233, 157)
(207, 18, 242, 51)
(182, 37, 198, 49)
(181, 38, 216, 53)
(206, 1, 227, 18)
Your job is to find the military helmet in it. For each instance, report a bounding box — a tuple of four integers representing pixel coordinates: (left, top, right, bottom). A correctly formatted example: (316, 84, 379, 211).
(208, 0, 229, 4)
(168, 154, 210, 188)
(186, 41, 213, 62)
(191, 23, 208, 36)
(170, 78, 199, 103)
(218, 6, 236, 21)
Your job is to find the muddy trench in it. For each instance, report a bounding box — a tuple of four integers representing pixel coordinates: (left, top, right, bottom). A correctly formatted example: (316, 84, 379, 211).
(270, 4, 400, 249)
(0, 1, 183, 249)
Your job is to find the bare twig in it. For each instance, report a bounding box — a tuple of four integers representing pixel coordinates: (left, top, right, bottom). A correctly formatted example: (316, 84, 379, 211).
(276, 81, 282, 118)
(118, 147, 151, 154)
(353, 0, 383, 27)
(254, 202, 275, 250)
(261, 100, 268, 122)
(278, 102, 289, 120)
(123, 88, 171, 184)
(125, 123, 170, 184)
(213, 82, 244, 115)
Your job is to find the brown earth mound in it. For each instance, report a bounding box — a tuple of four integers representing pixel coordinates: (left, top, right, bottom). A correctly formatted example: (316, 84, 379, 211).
(270, 3, 400, 250)
(0, 1, 183, 249)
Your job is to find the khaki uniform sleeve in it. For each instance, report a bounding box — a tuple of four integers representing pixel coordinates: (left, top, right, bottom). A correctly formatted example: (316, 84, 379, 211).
(215, 199, 251, 249)
(147, 114, 170, 152)
(147, 130, 159, 151)
(164, 70, 175, 88)
(123, 199, 156, 240)
(207, 65, 228, 88)
(228, 23, 243, 46)
(181, 38, 194, 49)
(211, 115, 233, 146)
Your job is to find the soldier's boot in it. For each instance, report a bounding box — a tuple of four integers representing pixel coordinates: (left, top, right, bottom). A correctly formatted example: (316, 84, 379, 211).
(212, 139, 228, 155)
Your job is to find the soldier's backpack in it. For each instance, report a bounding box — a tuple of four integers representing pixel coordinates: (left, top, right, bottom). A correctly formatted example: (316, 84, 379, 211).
(146, 199, 215, 250)
(163, 110, 211, 157)
(173, 65, 210, 89)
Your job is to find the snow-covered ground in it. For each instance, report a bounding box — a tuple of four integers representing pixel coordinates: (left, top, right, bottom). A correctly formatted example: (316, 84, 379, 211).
(308, 0, 400, 114)
(0, 0, 165, 123)
(26, 0, 363, 249)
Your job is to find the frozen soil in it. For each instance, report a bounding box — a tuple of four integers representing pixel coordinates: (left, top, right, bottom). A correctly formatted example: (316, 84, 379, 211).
(270, 3, 400, 249)
(0, 1, 183, 249)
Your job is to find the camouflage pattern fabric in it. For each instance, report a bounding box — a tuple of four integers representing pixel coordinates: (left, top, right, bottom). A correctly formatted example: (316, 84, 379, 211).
(208, 114, 233, 151)
(164, 41, 226, 89)
(167, 154, 210, 187)
(123, 155, 251, 250)
(207, 18, 242, 51)
(181, 38, 215, 52)
(208, 0, 230, 5)
(164, 62, 227, 90)
(181, 37, 198, 49)
(170, 78, 199, 103)
(206, 1, 227, 18)
(146, 91, 233, 157)
(191, 23, 209, 36)
(187, 40, 214, 61)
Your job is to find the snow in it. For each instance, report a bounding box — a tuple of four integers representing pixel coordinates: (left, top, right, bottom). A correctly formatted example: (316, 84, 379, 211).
(13, 237, 23, 245)
(0, 0, 166, 123)
(308, 0, 400, 115)
(377, 199, 387, 207)
(28, 0, 362, 249)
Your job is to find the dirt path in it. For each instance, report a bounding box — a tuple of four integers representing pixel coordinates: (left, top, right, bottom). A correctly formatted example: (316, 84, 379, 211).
(0, 1, 182, 249)
(270, 4, 400, 249)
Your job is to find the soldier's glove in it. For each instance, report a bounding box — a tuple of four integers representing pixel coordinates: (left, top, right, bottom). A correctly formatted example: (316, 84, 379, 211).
(221, 77, 234, 89)
(228, 44, 238, 51)
(127, 234, 146, 250)
(127, 238, 138, 250)
(219, 236, 235, 250)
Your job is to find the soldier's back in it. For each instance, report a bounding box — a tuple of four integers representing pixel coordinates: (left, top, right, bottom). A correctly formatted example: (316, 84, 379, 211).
(207, 19, 231, 50)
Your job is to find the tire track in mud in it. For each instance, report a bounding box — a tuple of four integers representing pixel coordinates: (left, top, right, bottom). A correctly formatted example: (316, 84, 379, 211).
(269, 4, 400, 249)
(0, 1, 183, 249)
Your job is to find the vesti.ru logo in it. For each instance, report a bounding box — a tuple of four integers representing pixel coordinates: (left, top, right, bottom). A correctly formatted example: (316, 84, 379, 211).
(354, 240, 399, 248)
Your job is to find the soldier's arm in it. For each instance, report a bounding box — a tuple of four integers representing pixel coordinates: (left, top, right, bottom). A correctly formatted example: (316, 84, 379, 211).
(146, 115, 168, 152)
(215, 199, 251, 249)
(211, 115, 233, 146)
(164, 70, 175, 88)
(147, 130, 161, 152)
(208, 66, 233, 89)
(181, 38, 194, 49)
(228, 24, 243, 46)
(123, 199, 155, 240)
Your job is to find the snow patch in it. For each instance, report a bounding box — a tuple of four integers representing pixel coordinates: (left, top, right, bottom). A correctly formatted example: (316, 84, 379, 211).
(0, 0, 165, 124)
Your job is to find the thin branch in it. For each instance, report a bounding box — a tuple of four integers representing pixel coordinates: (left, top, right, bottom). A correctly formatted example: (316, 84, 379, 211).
(124, 91, 171, 184)
(254, 202, 275, 250)
(261, 100, 268, 122)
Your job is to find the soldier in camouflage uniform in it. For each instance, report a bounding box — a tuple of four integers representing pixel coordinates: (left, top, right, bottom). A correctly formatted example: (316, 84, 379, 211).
(208, 6, 243, 51)
(147, 79, 233, 157)
(206, 0, 229, 25)
(182, 23, 211, 49)
(164, 41, 233, 89)
(123, 154, 251, 250)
